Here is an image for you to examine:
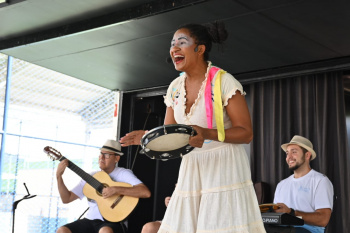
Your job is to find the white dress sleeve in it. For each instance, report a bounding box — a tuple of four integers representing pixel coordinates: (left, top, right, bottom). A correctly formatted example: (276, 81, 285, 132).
(164, 75, 184, 108)
(220, 73, 246, 107)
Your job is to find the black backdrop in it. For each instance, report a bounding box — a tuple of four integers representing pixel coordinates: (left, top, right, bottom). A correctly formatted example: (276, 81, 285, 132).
(119, 90, 180, 233)
(248, 71, 350, 233)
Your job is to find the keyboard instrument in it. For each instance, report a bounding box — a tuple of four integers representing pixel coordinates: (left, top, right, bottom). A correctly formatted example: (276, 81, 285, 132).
(262, 212, 304, 225)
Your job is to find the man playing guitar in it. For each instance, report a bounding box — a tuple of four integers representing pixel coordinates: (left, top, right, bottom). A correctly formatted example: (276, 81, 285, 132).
(55, 139, 151, 233)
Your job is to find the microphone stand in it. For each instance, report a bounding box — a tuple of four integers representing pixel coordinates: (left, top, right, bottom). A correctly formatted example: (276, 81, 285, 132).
(12, 183, 37, 233)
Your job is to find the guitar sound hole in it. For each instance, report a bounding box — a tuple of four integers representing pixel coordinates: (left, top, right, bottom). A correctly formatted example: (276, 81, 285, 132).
(97, 183, 109, 196)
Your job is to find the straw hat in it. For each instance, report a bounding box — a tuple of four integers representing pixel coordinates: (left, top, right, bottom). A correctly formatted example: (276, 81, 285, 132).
(100, 139, 124, 156)
(281, 135, 316, 160)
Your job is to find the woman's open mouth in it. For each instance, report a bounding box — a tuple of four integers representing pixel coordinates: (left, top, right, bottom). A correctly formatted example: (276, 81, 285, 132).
(174, 55, 184, 64)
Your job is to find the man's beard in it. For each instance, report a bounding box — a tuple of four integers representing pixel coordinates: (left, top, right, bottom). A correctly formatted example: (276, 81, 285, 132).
(289, 154, 306, 171)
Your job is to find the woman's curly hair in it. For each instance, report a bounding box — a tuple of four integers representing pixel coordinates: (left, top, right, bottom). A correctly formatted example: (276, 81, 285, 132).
(177, 21, 228, 61)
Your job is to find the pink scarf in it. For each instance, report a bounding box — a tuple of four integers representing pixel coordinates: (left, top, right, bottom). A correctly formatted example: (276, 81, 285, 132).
(204, 66, 226, 142)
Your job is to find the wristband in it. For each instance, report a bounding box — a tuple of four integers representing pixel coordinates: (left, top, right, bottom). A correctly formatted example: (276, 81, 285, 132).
(289, 208, 295, 216)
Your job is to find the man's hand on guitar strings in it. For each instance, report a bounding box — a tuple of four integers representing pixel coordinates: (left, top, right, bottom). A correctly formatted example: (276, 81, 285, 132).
(102, 187, 118, 199)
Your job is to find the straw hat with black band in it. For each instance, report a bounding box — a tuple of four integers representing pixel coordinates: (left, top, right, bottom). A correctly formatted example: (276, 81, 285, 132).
(281, 135, 316, 160)
(100, 139, 124, 156)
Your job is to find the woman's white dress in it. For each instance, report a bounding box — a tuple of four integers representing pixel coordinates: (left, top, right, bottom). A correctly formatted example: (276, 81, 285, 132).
(158, 63, 266, 233)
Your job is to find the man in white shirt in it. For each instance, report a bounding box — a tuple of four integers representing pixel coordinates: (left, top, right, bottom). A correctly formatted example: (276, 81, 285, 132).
(56, 139, 151, 233)
(273, 135, 333, 233)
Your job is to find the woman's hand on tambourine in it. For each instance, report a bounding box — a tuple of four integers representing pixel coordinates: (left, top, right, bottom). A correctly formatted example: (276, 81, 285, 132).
(189, 125, 205, 148)
(120, 130, 147, 146)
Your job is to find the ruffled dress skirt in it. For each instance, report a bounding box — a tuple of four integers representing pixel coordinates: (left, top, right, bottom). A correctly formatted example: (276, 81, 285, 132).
(158, 141, 266, 233)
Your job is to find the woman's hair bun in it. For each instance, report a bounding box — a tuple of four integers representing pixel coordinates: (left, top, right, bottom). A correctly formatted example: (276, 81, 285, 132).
(205, 21, 228, 44)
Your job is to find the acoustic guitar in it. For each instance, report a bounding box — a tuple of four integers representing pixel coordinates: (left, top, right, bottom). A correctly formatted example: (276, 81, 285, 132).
(43, 146, 139, 222)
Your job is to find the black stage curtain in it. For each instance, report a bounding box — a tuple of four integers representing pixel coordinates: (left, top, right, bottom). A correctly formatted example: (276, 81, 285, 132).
(248, 71, 350, 233)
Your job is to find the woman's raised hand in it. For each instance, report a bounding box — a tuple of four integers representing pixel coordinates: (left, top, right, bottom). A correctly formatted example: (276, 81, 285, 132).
(120, 130, 147, 146)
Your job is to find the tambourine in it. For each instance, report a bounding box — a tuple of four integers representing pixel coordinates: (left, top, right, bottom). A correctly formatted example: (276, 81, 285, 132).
(140, 124, 197, 160)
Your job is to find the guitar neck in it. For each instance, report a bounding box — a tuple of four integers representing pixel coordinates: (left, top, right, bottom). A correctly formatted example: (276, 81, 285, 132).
(59, 156, 104, 193)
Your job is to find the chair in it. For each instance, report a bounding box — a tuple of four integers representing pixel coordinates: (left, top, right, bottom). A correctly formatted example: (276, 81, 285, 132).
(254, 181, 272, 204)
(324, 194, 337, 233)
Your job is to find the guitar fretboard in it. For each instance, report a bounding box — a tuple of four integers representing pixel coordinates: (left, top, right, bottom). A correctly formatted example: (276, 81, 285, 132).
(59, 156, 104, 193)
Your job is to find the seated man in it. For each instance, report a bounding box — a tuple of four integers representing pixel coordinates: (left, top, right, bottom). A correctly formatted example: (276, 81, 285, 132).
(56, 139, 151, 233)
(141, 196, 171, 233)
(273, 135, 334, 233)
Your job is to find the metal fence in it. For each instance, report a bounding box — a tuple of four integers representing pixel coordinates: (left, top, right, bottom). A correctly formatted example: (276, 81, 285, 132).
(0, 53, 117, 233)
